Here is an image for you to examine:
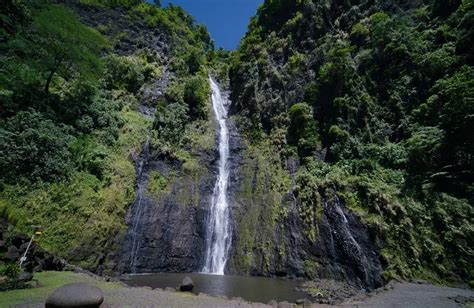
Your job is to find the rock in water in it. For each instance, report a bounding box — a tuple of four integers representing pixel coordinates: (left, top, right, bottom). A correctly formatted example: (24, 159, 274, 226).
(45, 283, 103, 308)
(179, 276, 194, 292)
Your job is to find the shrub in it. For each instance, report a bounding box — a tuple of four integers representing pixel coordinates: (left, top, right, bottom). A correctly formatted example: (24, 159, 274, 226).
(287, 103, 318, 159)
(0, 263, 20, 279)
(184, 75, 210, 121)
(0, 111, 74, 183)
(154, 102, 189, 144)
(103, 55, 146, 93)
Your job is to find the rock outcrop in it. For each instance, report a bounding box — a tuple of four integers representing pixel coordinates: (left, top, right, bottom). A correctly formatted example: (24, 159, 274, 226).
(226, 142, 383, 288)
(0, 219, 64, 273)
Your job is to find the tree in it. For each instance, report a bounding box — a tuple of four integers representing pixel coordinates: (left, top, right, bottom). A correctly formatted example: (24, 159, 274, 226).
(0, 0, 30, 37)
(184, 75, 209, 121)
(0, 110, 73, 183)
(432, 0, 461, 17)
(30, 5, 107, 94)
(287, 103, 318, 159)
(154, 103, 189, 144)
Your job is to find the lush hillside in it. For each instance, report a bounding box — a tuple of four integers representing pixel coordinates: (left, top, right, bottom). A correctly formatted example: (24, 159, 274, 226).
(1, 0, 472, 291)
(229, 0, 473, 285)
(0, 0, 214, 272)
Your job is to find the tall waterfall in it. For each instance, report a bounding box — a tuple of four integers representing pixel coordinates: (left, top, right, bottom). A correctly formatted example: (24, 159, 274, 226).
(202, 77, 232, 275)
(128, 137, 150, 273)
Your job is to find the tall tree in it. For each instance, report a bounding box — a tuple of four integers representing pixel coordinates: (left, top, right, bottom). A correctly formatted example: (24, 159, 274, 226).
(30, 5, 107, 94)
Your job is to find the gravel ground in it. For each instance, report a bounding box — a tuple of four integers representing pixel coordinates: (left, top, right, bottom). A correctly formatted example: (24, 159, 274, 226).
(7, 272, 473, 308)
(101, 287, 268, 308)
(69, 281, 474, 308)
(341, 282, 474, 308)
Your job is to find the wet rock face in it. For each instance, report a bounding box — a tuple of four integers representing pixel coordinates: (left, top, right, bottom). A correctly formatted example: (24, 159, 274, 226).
(227, 143, 383, 289)
(119, 154, 216, 273)
(116, 86, 241, 274)
(315, 198, 383, 288)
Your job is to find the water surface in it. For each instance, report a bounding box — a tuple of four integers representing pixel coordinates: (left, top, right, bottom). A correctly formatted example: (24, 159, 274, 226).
(124, 272, 311, 304)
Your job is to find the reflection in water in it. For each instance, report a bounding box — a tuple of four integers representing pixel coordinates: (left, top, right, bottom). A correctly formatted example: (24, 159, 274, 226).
(124, 272, 311, 304)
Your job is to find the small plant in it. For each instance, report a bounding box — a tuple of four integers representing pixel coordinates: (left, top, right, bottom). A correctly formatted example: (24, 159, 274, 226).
(0, 263, 20, 280)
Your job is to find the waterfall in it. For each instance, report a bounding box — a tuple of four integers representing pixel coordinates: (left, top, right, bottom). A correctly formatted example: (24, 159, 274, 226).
(128, 137, 150, 273)
(202, 77, 232, 275)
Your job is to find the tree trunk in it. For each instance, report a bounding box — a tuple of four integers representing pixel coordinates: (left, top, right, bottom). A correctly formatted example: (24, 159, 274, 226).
(44, 68, 56, 94)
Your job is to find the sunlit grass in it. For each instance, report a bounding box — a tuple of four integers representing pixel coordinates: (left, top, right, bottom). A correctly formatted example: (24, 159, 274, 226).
(0, 271, 122, 307)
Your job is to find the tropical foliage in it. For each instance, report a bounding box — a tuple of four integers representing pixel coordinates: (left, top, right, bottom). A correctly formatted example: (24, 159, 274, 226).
(231, 0, 473, 284)
(0, 0, 213, 271)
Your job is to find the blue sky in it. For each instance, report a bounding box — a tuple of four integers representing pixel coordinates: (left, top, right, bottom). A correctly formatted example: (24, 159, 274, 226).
(161, 0, 264, 50)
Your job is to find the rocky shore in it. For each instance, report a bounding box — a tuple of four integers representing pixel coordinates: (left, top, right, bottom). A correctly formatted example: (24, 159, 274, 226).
(1, 270, 473, 307)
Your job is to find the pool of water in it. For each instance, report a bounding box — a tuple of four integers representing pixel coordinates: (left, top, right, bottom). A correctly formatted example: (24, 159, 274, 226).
(122, 272, 311, 304)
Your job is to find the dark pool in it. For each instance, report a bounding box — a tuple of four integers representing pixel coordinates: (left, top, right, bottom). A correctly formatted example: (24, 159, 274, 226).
(122, 272, 311, 304)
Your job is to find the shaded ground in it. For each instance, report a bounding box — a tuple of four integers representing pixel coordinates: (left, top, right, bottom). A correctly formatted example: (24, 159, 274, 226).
(1, 271, 473, 307)
(345, 282, 474, 308)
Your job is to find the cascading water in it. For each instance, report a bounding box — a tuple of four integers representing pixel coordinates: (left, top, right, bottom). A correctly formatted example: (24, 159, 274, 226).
(202, 77, 232, 275)
(128, 137, 150, 273)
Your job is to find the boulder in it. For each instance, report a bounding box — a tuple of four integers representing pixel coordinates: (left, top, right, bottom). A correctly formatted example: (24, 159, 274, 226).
(267, 299, 278, 307)
(19, 242, 30, 253)
(5, 246, 20, 261)
(17, 271, 33, 282)
(11, 234, 29, 248)
(45, 283, 104, 308)
(179, 276, 194, 292)
(277, 301, 294, 308)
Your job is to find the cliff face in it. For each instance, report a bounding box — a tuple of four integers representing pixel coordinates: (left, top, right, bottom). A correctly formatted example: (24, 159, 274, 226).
(119, 144, 215, 273)
(228, 0, 472, 286)
(226, 137, 383, 288)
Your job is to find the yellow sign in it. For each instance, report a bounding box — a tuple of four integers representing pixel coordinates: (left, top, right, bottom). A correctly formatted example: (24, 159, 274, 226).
(35, 231, 43, 235)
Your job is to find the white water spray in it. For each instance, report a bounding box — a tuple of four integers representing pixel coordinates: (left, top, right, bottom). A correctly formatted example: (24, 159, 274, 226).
(202, 77, 232, 275)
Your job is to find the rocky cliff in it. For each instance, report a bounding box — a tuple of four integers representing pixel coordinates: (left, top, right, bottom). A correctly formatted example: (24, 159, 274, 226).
(226, 134, 383, 289)
(228, 0, 472, 286)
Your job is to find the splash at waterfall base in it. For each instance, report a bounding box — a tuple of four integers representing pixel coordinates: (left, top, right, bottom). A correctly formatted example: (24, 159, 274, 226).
(116, 78, 383, 291)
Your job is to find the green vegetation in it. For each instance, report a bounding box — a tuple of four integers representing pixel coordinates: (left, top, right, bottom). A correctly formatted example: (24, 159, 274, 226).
(287, 103, 319, 159)
(1, 0, 471, 289)
(0, 263, 26, 291)
(231, 0, 473, 284)
(0, 263, 20, 280)
(0, 0, 215, 271)
(148, 170, 169, 195)
(0, 271, 122, 306)
(229, 135, 292, 275)
(80, 0, 142, 7)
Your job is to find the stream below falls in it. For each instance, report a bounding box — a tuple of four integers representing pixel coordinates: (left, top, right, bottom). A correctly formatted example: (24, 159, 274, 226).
(123, 273, 312, 304)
